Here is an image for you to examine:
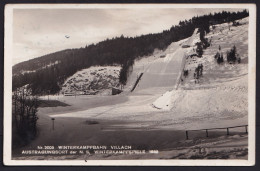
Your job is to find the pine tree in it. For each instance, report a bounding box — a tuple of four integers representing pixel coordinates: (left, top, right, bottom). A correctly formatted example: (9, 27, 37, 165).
(238, 57, 241, 63)
(227, 45, 237, 63)
(220, 53, 224, 63)
(196, 42, 203, 57)
(215, 52, 220, 59)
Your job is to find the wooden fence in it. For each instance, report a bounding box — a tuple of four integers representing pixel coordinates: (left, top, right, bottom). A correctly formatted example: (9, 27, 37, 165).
(185, 125, 248, 140)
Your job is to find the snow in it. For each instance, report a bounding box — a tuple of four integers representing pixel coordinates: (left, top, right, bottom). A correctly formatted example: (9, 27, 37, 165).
(61, 66, 121, 95)
(151, 17, 248, 118)
(15, 17, 250, 160)
(177, 18, 248, 121)
(20, 70, 36, 75)
(49, 17, 248, 131)
(152, 91, 173, 110)
(150, 28, 198, 109)
(17, 61, 61, 75)
(42, 60, 60, 69)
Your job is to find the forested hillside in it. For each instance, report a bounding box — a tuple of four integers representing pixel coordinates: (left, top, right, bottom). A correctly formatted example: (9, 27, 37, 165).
(12, 10, 249, 95)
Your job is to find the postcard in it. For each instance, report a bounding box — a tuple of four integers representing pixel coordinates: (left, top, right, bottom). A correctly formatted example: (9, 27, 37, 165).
(3, 3, 256, 166)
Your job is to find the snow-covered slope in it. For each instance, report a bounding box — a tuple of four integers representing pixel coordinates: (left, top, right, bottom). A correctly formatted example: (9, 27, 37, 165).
(151, 17, 248, 129)
(60, 66, 121, 95)
(182, 17, 248, 87)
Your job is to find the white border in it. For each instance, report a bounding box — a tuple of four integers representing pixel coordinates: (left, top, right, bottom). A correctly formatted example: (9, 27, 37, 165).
(4, 3, 256, 166)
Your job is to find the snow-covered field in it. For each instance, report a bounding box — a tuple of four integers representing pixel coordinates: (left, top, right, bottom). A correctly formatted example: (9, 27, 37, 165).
(14, 17, 249, 160)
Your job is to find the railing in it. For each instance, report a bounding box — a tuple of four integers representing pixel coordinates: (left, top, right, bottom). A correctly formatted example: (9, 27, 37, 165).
(131, 73, 144, 92)
(185, 125, 248, 140)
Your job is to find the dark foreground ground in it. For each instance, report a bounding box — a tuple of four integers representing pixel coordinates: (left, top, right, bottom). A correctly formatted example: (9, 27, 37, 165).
(12, 115, 248, 160)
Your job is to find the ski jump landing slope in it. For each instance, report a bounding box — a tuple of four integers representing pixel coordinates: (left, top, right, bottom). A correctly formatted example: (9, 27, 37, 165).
(132, 43, 185, 95)
(131, 29, 198, 96)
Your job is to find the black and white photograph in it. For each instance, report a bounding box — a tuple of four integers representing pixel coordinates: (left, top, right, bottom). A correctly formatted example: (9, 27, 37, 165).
(3, 4, 256, 166)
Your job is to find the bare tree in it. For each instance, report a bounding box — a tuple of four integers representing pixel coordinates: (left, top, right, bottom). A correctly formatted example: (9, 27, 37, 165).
(12, 86, 39, 145)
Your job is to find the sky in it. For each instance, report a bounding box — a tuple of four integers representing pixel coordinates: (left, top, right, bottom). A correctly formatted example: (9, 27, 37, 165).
(13, 8, 244, 65)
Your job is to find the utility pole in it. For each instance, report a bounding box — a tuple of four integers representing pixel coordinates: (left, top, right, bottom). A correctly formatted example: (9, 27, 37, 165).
(51, 118, 55, 130)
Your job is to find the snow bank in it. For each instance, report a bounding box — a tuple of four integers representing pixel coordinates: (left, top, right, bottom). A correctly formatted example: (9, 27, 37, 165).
(152, 91, 173, 110)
